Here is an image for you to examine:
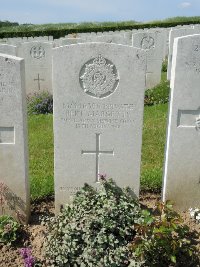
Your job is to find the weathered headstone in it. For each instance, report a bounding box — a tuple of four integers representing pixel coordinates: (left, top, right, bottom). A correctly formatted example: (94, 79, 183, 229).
(167, 28, 198, 80)
(162, 34, 200, 210)
(132, 31, 164, 89)
(62, 34, 131, 46)
(0, 38, 8, 44)
(0, 44, 17, 56)
(7, 37, 24, 46)
(53, 43, 146, 211)
(0, 53, 29, 223)
(61, 38, 84, 46)
(17, 41, 53, 95)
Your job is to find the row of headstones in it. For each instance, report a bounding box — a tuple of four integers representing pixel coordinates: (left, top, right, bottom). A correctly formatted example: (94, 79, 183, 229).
(0, 30, 166, 93)
(0, 24, 199, 96)
(0, 34, 200, 224)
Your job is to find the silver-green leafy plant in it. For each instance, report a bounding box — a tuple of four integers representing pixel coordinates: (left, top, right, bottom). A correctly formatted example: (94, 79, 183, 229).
(0, 215, 20, 245)
(43, 178, 142, 267)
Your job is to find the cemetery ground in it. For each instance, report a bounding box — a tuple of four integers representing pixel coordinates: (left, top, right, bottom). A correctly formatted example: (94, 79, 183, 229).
(1, 73, 200, 266)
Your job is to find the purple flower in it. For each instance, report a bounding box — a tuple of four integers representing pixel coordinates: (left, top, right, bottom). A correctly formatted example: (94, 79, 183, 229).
(98, 173, 107, 180)
(24, 256, 35, 267)
(20, 248, 32, 259)
(19, 248, 35, 267)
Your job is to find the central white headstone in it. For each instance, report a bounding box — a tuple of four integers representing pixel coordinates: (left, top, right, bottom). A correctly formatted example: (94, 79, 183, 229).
(53, 43, 146, 211)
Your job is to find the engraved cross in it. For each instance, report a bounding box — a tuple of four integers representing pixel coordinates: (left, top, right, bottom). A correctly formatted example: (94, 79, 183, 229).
(177, 107, 200, 131)
(81, 133, 114, 182)
(34, 73, 44, 91)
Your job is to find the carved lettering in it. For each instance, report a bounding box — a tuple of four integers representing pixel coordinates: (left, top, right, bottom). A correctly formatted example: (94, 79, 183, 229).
(61, 101, 135, 129)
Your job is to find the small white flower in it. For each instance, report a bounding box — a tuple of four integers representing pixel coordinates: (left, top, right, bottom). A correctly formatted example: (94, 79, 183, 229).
(189, 207, 200, 224)
(190, 211, 195, 218)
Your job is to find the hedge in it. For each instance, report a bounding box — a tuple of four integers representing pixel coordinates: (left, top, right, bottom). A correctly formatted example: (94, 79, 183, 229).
(0, 20, 200, 39)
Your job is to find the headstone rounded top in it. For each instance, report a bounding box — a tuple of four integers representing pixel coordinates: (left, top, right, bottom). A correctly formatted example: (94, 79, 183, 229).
(79, 54, 119, 98)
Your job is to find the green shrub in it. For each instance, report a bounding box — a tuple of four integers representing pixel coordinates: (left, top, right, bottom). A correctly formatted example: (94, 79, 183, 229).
(27, 92, 53, 115)
(130, 201, 199, 266)
(144, 79, 170, 106)
(43, 179, 199, 267)
(140, 168, 162, 192)
(0, 215, 20, 245)
(43, 178, 142, 267)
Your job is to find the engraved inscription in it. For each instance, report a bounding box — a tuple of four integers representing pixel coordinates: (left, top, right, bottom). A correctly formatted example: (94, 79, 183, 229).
(79, 55, 119, 98)
(61, 102, 135, 129)
(141, 36, 155, 50)
(177, 108, 200, 131)
(60, 186, 82, 195)
(81, 133, 114, 182)
(0, 71, 15, 95)
(0, 127, 15, 144)
(34, 73, 44, 90)
(30, 46, 45, 59)
(185, 45, 200, 72)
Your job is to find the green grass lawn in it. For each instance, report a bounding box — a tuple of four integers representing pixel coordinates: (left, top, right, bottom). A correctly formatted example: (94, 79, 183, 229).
(28, 104, 169, 199)
(141, 103, 168, 192)
(28, 114, 54, 199)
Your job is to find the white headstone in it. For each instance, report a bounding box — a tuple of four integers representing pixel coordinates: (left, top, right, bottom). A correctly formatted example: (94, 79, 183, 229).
(83, 34, 132, 45)
(0, 38, 8, 44)
(163, 34, 200, 210)
(0, 44, 17, 56)
(0, 53, 29, 223)
(33, 36, 49, 42)
(48, 36, 53, 41)
(17, 41, 53, 95)
(61, 34, 134, 48)
(167, 28, 198, 80)
(7, 37, 24, 46)
(132, 31, 164, 89)
(61, 38, 84, 46)
(53, 43, 146, 211)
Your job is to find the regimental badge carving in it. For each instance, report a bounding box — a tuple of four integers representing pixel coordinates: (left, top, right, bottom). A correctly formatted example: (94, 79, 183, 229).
(141, 36, 155, 50)
(79, 55, 119, 98)
(196, 115, 200, 130)
(30, 46, 45, 59)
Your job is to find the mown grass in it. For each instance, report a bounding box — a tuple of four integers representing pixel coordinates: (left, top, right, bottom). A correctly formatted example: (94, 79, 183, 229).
(28, 75, 169, 199)
(141, 103, 168, 192)
(28, 114, 54, 199)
